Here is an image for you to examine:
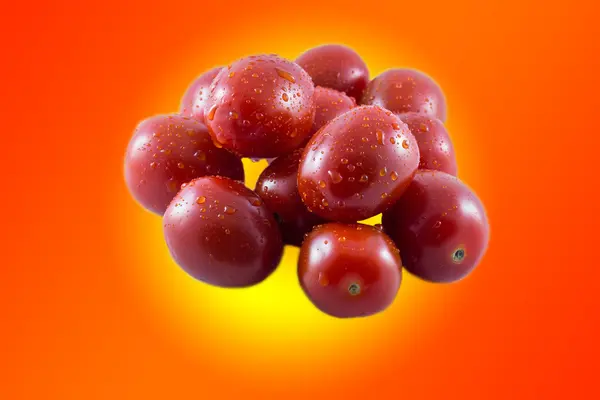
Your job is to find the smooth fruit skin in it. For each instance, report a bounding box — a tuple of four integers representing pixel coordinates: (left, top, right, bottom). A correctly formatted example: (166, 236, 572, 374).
(163, 176, 283, 287)
(179, 67, 222, 123)
(296, 44, 369, 101)
(361, 69, 447, 122)
(382, 170, 489, 283)
(203, 54, 315, 158)
(309, 86, 356, 140)
(298, 223, 402, 318)
(255, 149, 326, 246)
(399, 112, 457, 175)
(298, 106, 420, 222)
(124, 114, 244, 215)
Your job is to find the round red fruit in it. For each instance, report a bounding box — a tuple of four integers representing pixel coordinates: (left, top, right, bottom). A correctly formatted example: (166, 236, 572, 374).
(298, 106, 419, 222)
(296, 44, 369, 101)
(163, 176, 283, 287)
(399, 112, 457, 175)
(203, 55, 315, 158)
(124, 114, 244, 215)
(179, 67, 222, 123)
(255, 149, 326, 246)
(382, 170, 489, 283)
(298, 223, 402, 318)
(361, 69, 447, 121)
(308, 86, 356, 140)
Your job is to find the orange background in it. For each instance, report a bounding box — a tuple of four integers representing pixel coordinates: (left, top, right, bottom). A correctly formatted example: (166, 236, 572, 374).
(2, 0, 599, 398)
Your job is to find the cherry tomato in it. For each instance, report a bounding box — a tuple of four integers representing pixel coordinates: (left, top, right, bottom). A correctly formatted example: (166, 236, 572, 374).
(309, 86, 356, 140)
(203, 55, 315, 158)
(163, 176, 283, 287)
(382, 170, 489, 283)
(124, 114, 244, 215)
(179, 66, 222, 123)
(361, 69, 447, 121)
(398, 112, 457, 175)
(298, 106, 419, 222)
(296, 44, 369, 101)
(255, 149, 326, 246)
(298, 223, 402, 318)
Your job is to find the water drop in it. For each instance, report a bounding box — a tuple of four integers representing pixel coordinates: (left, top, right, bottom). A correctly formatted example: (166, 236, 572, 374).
(196, 196, 206, 204)
(318, 180, 326, 188)
(390, 171, 398, 181)
(275, 68, 296, 83)
(380, 167, 387, 176)
(194, 151, 206, 161)
(224, 206, 237, 215)
(177, 162, 185, 169)
(376, 130, 384, 145)
(402, 140, 410, 149)
(328, 170, 343, 184)
(282, 93, 289, 102)
(229, 111, 239, 120)
(359, 174, 369, 183)
(341, 158, 349, 164)
(207, 105, 217, 121)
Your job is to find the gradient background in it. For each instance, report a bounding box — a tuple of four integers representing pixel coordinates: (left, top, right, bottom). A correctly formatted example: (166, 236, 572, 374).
(2, 0, 599, 398)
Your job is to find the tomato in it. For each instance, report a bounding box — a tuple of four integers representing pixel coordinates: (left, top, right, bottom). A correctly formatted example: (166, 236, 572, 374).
(296, 44, 369, 101)
(124, 114, 244, 215)
(163, 176, 283, 287)
(203, 55, 315, 158)
(382, 170, 489, 283)
(361, 69, 447, 121)
(298, 105, 419, 222)
(255, 149, 326, 246)
(179, 67, 222, 123)
(398, 112, 457, 175)
(298, 223, 402, 318)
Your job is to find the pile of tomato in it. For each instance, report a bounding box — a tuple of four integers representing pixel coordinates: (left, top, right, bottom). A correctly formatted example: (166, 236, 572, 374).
(124, 45, 490, 318)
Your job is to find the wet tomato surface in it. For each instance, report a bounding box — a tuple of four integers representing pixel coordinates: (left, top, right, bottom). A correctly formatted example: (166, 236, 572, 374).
(203, 55, 315, 158)
(298, 105, 419, 222)
(124, 114, 244, 215)
(382, 170, 489, 283)
(296, 44, 369, 101)
(361, 69, 447, 121)
(255, 149, 326, 246)
(298, 223, 402, 318)
(163, 176, 283, 287)
(179, 66, 222, 123)
(308, 86, 356, 140)
(399, 112, 457, 175)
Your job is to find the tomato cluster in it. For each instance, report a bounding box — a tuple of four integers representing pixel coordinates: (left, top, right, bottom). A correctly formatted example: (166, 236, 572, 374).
(124, 44, 490, 318)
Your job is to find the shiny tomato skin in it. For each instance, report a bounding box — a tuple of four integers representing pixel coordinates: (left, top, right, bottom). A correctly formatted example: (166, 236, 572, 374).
(179, 67, 222, 123)
(361, 69, 447, 121)
(203, 54, 315, 158)
(298, 105, 419, 222)
(255, 149, 326, 246)
(298, 223, 402, 318)
(163, 176, 283, 287)
(296, 44, 369, 101)
(398, 112, 457, 175)
(124, 114, 244, 215)
(382, 170, 489, 283)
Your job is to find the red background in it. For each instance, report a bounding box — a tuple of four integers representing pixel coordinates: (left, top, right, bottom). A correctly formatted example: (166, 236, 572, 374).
(2, 1, 599, 398)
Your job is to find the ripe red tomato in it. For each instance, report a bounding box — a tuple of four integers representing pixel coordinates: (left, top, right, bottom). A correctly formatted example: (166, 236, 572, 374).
(296, 44, 369, 101)
(382, 170, 489, 283)
(124, 114, 244, 215)
(398, 112, 457, 175)
(203, 55, 315, 158)
(179, 66, 222, 123)
(163, 176, 283, 287)
(255, 149, 326, 246)
(298, 106, 419, 222)
(361, 69, 447, 121)
(298, 223, 402, 318)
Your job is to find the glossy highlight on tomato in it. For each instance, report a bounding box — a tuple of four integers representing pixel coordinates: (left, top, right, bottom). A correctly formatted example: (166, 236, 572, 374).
(382, 170, 489, 283)
(298, 105, 419, 222)
(296, 44, 369, 101)
(124, 114, 244, 215)
(399, 112, 457, 175)
(361, 69, 447, 121)
(298, 223, 402, 318)
(179, 67, 222, 123)
(255, 149, 326, 246)
(203, 54, 316, 158)
(163, 176, 283, 287)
